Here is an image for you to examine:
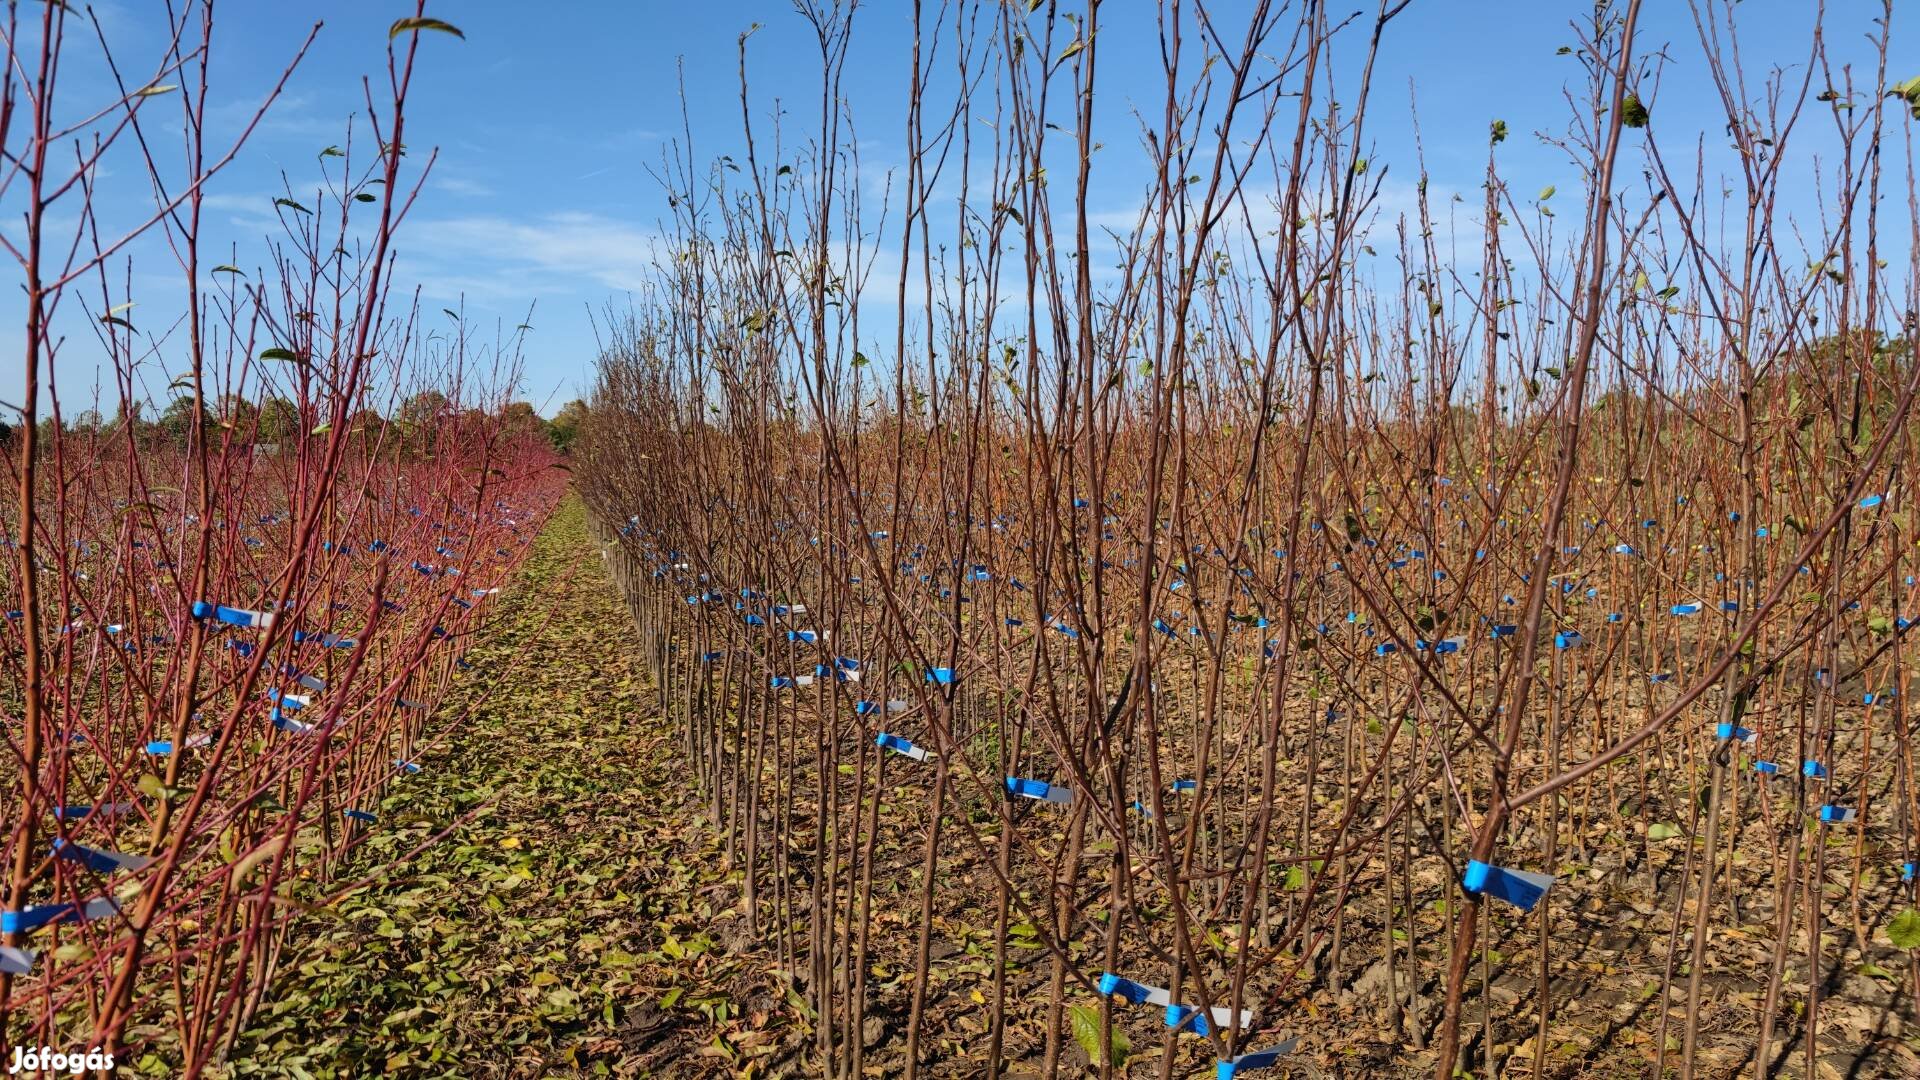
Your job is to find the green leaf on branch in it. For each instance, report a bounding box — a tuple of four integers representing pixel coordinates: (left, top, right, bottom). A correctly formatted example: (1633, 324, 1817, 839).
(1887, 909, 1920, 949)
(1889, 76, 1920, 120)
(389, 17, 464, 41)
(1069, 1004, 1128, 1067)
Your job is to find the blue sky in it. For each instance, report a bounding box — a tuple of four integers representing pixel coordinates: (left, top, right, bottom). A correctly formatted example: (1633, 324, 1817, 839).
(15, 0, 1900, 418)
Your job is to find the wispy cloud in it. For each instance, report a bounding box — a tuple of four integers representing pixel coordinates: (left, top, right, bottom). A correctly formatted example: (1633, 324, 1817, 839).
(207, 92, 355, 145)
(432, 174, 495, 198)
(404, 211, 666, 297)
(599, 127, 665, 151)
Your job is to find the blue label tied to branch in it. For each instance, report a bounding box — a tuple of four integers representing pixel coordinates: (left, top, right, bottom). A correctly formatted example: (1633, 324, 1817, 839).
(1005, 777, 1072, 805)
(0, 946, 33, 975)
(54, 803, 132, 821)
(1216, 1037, 1303, 1078)
(145, 733, 211, 755)
(875, 733, 931, 762)
(1098, 973, 1171, 1007)
(192, 601, 275, 629)
(1462, 859, 1554, 911)
(1, 896, 118, 935)
(1166, 1001, 1254, 1037)
(52, 838, 151, 875)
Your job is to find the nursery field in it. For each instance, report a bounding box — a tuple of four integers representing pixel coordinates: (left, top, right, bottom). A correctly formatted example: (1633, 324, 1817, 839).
(215, 487, 1920, 1080)
(569, 407, 1920, 1080)
(559, 1, 1920, 1078)
(0, 4, 576, 1075)
(9, 0, 1920, 1079)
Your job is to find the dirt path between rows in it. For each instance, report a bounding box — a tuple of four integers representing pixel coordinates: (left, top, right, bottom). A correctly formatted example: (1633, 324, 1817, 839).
(226, 497, 806, 1078)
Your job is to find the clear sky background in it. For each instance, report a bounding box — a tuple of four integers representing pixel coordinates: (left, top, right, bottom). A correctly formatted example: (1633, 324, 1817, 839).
(13, 0, 1904, 418)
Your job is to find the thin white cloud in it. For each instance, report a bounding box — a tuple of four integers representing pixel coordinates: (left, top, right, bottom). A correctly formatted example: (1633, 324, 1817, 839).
(207, 92, 352, 144)
(404, 211, 667, 296)
(432, 174, 495, 198)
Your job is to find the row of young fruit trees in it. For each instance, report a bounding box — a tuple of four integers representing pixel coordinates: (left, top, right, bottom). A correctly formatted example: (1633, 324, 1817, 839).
(0, 5, 565, 1075)
(7, 0, 1920, 1077)
(578, 1, 1920, 1078)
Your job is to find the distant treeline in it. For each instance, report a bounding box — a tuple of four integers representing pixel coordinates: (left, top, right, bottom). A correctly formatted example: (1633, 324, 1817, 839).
(7, 391, 590, 452)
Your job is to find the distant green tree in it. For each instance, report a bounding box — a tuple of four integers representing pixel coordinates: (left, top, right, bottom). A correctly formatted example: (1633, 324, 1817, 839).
(398, 390, 451, 429)
(395, 390, 452, 455)
(547, 399, 588, 452)
(103, 401, 150, 444)
(500, 400, 544, 438)
(158, 397, 202, 446)
(214, 394, 258, 436)
(258, 397, 300, 443)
